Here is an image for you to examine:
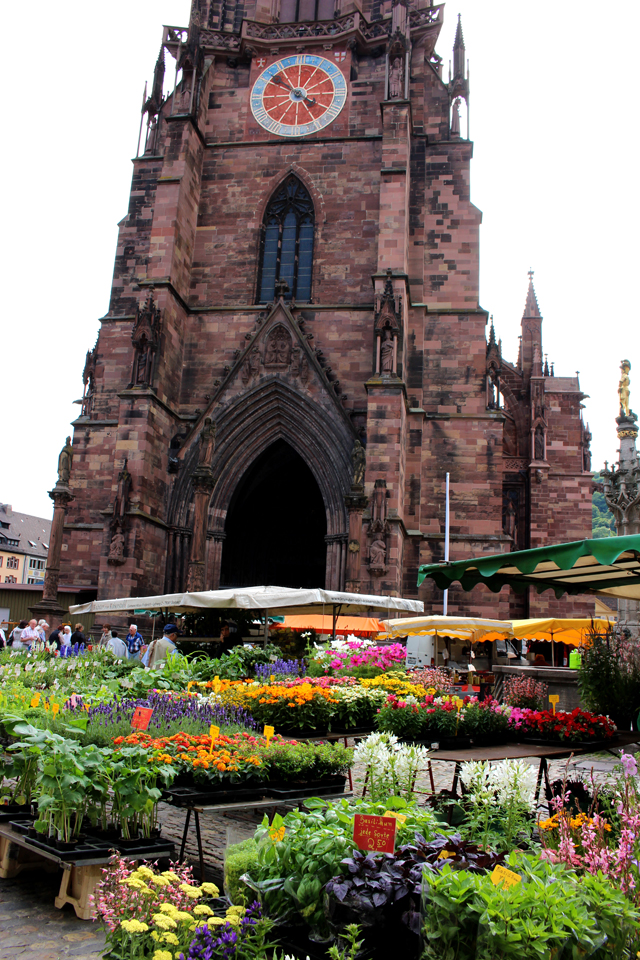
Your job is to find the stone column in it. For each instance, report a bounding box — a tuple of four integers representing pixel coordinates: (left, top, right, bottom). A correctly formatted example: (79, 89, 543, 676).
(344, 486, 368, 593)
(186, 470, 216, 592)
(30, 482, 74, 628)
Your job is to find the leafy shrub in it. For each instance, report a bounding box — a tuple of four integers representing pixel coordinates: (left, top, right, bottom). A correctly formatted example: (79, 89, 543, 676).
(579, 626, 640, 728)
(224, 838, 259, 905)
(421, 852, 640, 960)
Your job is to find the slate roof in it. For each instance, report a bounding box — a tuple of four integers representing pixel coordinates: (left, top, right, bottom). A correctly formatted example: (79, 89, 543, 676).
(0, 504, 51, 559)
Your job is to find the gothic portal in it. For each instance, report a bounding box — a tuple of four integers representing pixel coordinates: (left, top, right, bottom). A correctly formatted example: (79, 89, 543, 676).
(62, 0, 594, 617)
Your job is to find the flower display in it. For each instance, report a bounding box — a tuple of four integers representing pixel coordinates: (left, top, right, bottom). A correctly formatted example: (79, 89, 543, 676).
(241, 682, 339, 733)
(507, 706, 616, 742)
(308, 638, 407, 676)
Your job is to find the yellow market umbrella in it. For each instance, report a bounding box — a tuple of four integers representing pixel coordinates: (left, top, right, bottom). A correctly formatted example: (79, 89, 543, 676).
(379, 615, 512, 642)
(510, 618, 611, 647)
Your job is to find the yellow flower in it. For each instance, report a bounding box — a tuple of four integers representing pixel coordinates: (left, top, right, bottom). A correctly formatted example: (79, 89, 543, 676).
(153, 915, 178, 930)
(159, 904, 180, 916)
(151, 932, 160, 942)
(179, 883, 202, 899)
(151, 876, 171, 887)
(200, 881, 220, 896)
(162, 933, 180, 946)
(162, 871, 180, 881)
(121, 919, 149, 933)
(226, 905, 246, 916)
(193, 905, 214, 916)
(174, 911, 194, 923)
(134, 866, 155, 880)
(152, 951, 173, 960)
(225, 914, 241, 927)
(207, 917, 226, 927)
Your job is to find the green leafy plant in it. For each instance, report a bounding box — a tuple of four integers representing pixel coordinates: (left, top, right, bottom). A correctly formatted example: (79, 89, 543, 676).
(421, 852, 640, 960)
(578, 625, 640, 728)
(224, 838, 259, 905)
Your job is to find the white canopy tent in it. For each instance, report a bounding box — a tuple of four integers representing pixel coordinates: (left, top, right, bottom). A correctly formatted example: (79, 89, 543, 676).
(70, 586, 424, 642)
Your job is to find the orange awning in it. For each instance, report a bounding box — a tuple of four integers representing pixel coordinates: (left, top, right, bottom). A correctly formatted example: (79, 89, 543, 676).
(270, 615, 385, 637)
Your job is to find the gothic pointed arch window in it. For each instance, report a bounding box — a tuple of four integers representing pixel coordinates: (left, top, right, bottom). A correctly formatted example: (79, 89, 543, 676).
(258, 175, 315, 303)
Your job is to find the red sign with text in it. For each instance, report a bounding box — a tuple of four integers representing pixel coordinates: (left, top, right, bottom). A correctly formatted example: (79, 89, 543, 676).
(131, 707, 154, 731)
(353, 814, 397, 853)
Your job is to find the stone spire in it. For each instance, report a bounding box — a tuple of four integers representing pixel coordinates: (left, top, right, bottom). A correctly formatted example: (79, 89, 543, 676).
(453, 14, 465, 80)
(521, 270, 543, 379)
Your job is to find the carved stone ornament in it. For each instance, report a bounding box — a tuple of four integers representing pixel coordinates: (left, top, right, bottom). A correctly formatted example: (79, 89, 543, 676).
(107, 521, 126, 565)
(264, 325, 292, 366)
(348, 539, 360, 553)
(351, 440, 366, 488)
(619, 359, 632, 417)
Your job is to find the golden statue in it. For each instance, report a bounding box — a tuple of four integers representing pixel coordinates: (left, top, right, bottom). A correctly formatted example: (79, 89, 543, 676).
(619, 359, 631, 417)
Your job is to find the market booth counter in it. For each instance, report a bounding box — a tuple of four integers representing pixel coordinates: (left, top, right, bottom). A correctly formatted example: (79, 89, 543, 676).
(491, 663, 581, 712)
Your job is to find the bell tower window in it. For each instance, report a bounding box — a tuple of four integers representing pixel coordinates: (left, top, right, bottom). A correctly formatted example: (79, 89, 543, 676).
(258, 175, 315, 303)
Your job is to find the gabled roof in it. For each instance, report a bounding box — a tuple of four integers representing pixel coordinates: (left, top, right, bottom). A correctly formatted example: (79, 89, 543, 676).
(0, 505, 51, 559)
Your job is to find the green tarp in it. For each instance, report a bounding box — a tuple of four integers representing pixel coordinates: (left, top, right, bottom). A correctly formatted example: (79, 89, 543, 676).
(417, 535, 640, 600)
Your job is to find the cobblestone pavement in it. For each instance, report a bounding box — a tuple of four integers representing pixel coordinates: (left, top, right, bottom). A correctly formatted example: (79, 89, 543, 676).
(2, 740, 637, 957)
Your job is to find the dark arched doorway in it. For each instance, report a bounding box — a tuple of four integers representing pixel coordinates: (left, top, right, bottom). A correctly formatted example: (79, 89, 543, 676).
(219, 440, 327, 588)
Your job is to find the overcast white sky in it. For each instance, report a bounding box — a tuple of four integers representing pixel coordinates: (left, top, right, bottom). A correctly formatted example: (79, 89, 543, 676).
(3, 0, 638, 520)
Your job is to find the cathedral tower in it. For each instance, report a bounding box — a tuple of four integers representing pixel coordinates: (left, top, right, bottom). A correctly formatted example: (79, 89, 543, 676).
(61, 0, 593, 616)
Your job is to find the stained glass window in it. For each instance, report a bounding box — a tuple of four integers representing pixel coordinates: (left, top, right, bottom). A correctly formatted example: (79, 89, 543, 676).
(258, 176, 315, 302)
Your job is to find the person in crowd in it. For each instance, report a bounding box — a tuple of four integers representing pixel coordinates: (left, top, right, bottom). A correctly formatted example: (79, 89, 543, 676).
(0, 624, 7, 648)
(10, 621, 28, 649)
(60, 625, 72, 647)
(19, 619, 39, 650)
(126, 623, 144, 660)
(107, 630, 128, 659)
(36, 620, 49, 642)
(70, 623, 86, 645)
(48, 625, 63, 650)
(142, 624, 178, 669)
(98, 624, 113, 647)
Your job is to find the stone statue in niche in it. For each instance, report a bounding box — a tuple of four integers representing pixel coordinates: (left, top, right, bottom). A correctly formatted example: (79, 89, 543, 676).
(108, 530, 126, 563)
(351, 440, 366, 488)
(388, 57, 404, 99)
(198, 418, 216, 467)
(372, 480, 387, 527)
(135, 343, 149, 384)
(369, 538, 387, 567)
(503, 498, 517, 540)
(380, 328, 395, 374)
(299, 355, 309, 383)
(450, 98, 461, 137)
(534, 425, 545, 461)
(115, 460, 132, 518)
(264, 326, 292, 365)
(57, 436, 74, 485)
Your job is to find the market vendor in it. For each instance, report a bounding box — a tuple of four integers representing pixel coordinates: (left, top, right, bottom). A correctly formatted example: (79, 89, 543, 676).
(143, 624, 178, 668)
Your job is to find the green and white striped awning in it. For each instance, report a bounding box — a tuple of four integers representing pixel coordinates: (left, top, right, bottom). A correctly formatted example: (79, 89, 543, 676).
(417, 535, 640, 601)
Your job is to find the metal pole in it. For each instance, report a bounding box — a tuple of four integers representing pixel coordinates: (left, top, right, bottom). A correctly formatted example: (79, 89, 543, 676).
(443, 472, 450, 615)
(264, 609, 269, 648)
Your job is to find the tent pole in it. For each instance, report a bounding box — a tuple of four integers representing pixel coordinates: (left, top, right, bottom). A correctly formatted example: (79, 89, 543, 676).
(443, 473, 450, 616)
(264, 610, 269, 648)
(551, 630, 555, 667)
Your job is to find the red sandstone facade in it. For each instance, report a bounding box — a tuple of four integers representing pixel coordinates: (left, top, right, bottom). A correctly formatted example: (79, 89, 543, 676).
(61, 0, 594, 616)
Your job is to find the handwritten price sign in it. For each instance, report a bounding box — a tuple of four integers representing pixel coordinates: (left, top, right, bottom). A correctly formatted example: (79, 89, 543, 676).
(549, 694, 560, 715)
(491, 864, 521, 889)
(353, 814, 397, 853)
(263, 726, 275, 745)
(131, 707, 154, 731)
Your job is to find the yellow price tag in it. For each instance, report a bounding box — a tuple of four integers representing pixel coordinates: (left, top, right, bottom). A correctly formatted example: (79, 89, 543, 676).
(263, 725, 275, 745)
(212, 676, 221, 694)
(187, 681, 194, 693)
(490, 864, 521, 889)
(454, 697, 464, 711)
(383, 811, 407, 824)
(51, 703, 60, 717)
(209, 725, 220, 755)
(549, 694, 560, 715)
(30, 694, 41, 708)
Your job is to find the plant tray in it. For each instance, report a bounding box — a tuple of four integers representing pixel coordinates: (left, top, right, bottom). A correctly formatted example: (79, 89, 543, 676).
(328, 726, 374, 736)
(266, 776, 347, 800)
(518, 737, 613, 749)
(21, 834, 114, 862)
(114, 837, 175, 858)
(401, 737, 472, 750)
(0, 806, 33, 823)
(162, 784, 266, 807)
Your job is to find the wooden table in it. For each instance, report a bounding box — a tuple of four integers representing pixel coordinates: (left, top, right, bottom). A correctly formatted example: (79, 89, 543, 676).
(430, 733, 640, 805)
(0, 823, 174, 919)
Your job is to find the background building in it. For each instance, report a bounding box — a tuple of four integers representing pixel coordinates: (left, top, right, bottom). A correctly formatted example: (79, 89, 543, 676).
(0, 504, 50, 586)
(58, 0, 594, 617)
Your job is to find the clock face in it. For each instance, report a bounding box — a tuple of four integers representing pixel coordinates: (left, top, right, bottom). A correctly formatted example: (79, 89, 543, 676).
(250, 54, 347, 138)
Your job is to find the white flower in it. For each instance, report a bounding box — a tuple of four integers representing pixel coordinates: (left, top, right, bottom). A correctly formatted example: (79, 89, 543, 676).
(489, 759, 537, 811)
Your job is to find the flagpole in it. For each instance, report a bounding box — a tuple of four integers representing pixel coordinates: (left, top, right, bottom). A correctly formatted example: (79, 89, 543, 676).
(443, 472, 450, 616)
